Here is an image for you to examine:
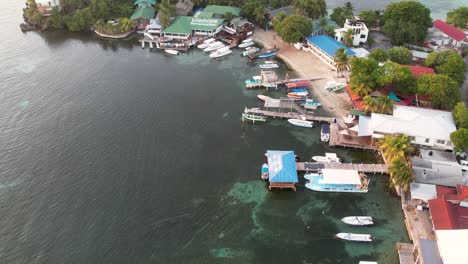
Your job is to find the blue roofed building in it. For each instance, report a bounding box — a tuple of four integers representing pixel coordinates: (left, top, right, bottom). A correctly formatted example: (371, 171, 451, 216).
(266, 150, 298, 191)
(306, 35, 356, 70)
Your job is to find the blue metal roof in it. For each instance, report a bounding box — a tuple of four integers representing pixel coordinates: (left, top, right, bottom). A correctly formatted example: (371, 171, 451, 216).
(306, 35, 356, 58)
(266, 150, 298, 183)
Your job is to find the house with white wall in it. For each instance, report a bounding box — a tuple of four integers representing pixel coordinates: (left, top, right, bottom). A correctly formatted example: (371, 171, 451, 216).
(334, 17, 369, 46)
(36, 0, 60, 14)
(429, 19, 467, 49)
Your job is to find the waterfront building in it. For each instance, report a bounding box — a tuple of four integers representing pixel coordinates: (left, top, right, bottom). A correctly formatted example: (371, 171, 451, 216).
(305, 35, 356, 69)
(266, 150, 298, 191)
(428, 19, 467, 50)
(130, 5, 156, 28)
(334, 17, 369, 46)
(357, 105, 456, 151)
(35, 0, 60, 15)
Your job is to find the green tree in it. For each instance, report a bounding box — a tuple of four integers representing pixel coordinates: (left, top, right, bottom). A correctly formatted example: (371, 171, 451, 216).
(224, 12, 234, 22)
(453, 102, 468, 129)
(158, 0, 176, 27)
(382, 1, 432, 45)
(350, 58, 380, 92)
(293, 0, 327, 19)
(324, 25, 335, 37)
(118, 17, 134, 32)
(271, 11, 287, 28)
(377, 62, 416, 94)
(388, 46, 412, 65)
(90, 0, 112, 20)
(343, 1, 354, 17)
(378, 134, 414, 163)
(446, 6, 468, 29)
(330, 7, 346, 26)
(319, 17, 327, 28)
(241, 0, 267, 26)
(343, 28, 354, 46)
(450, 128, 468, 151)
(65, 7, 94, 31)
(362, 95, 377, 114)
(275, 15, 312, 43)
(417, 74, 461, 110)
(353, 83, 372, 98)
(387, 158, 413, 191)
(375, 95, 394, 114)
(359, 9, 380, 28)
(426, 51, 467, 86)
(369, 48, 388, 62)
(334, 47, 351, 77)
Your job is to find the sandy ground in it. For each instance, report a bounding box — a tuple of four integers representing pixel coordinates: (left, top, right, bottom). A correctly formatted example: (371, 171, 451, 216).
(252, 29, 353, 118)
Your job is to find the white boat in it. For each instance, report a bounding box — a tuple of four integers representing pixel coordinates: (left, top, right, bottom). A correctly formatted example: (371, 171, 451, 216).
(304, 169, 369, 193)
(261, 163, 269, 180)
(165, 49, 178, 55)
(238, 41, 255, 48)
(197, 38, 216, 49)
(312, 153, 341, 163)
(264, 60, 277, 64)
(242, 47, 259, 56)
(242, 38, 253, 43)
(321, 124, 330, 142)
(288, 119, 313, 128)
(336, 233, 372, 242)
(203, 41, 225, 52)
(341, 216, 374, 226)
(259, 63, 279, 69)
(257, 95, 270, 102)
(209, 47, 232, 58)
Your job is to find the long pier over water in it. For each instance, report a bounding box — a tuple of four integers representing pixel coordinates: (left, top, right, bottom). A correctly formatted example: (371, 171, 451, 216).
(296, 162, 388, 174)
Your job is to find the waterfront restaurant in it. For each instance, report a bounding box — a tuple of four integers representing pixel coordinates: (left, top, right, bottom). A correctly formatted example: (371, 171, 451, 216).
(266, 150, 298, 191)
(305, 35, 356, 70)
(162, 16, 224, 40)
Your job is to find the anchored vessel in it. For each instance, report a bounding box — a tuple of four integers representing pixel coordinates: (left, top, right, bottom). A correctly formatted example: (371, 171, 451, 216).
(321, 124, 330, 142)
(312, 153, 341, 163)
(336, 233, 372, 242)
(304, 169, 369, 193)
(261, 163, 269, 180)
(288, 119, 313, 128)
(341, 216, 374, 226)
(209, 47, 232, 58)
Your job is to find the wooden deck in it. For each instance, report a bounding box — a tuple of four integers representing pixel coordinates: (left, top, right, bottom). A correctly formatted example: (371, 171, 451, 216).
(269, 182, 296, 191)
(329, 123, 377, 150)
(296, 162, 388, 173)
(244, 108, 334, 123)
(396, 243, 416, 264)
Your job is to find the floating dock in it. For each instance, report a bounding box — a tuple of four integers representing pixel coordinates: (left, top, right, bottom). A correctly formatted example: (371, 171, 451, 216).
(244, 107, 334, 123)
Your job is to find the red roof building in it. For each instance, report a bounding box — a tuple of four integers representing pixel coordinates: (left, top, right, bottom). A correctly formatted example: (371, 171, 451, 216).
(433, 19, 467, 42)
(407, 66, 435, 78)
(429, 185, 468, 230)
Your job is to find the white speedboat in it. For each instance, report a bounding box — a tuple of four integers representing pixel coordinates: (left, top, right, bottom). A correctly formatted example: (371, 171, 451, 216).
(203, 41, 225, 52)
(321, 124, 330, 142)
(165, 49, 179, 55)
(197, 38, 216, 49)
(259, 63, 279, 69)
(264, 60, 277, 64)
(238, 40, 255, 48)
(288, 119, 313, 128)
(257, 95, 270, 102)
(342, 216, 374, 226)
(312, 153, 341, 163)
(336, 233, 372, 242)
(261, 163, 269, 180)
(209, 47, 232, 58)
(242, 47, 259, 56)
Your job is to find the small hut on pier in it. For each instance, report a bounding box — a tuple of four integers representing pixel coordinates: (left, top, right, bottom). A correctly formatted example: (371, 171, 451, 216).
(266, 150, 298, 191)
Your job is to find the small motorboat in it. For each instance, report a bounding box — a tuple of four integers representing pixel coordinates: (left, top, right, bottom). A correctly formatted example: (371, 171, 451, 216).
(301, 99, 321, 110)
(257, 95, 270, 102)
(287, 94, 306, 101)
(336, 233, 372, 242)
(165, 49, 179, 55)
(288, 91, 309, 97)
(261, 163, 269, 180)
(242, 47, 259, 56)
(259, 63, 279, 69)
(197, 38, 216, 49)
(321, 124, 330, 142)
(341, 216, 374, 226)
(238, 40, 255, 48)
(258, 51, 277, 58)
(203, 41, 225, 52)
(288, 119, 313, 128)
(209, 47, 232, 58)
(312, 153, 341, 163)
(264, 60, 277, 64)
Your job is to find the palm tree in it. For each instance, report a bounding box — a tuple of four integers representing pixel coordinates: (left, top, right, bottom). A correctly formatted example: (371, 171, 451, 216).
(387, 158, 413, 191)
(343, 28, 354, 47)
(362, 95, 377, 114)
(377, 134, 414, 163)
(118, 17, 134, 32)
(351, 83, 372, 97)
(375, 96, 394, 114)
(293, 0, 327, 19)
(158, 0, 176, 27)
(334, 47, 350, 77)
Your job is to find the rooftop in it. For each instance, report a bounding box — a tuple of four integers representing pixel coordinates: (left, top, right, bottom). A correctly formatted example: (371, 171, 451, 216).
(163, 16, 192, 34)
(266, 150, 298, 183)
(203, 5, 241, 17)
(306, 35, 356, 58)
(435, 229, 468, 264)
(130, 6, 155, 20)
(321, 169, 361, 185)
(410, 182, 437, 202)
(433, 19, 466, 42)
(407, 65, 435, 78)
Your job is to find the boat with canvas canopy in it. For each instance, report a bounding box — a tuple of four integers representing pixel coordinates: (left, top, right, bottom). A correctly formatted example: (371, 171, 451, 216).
(336, 233, 372, 242)
(341, 216, 374, 226)
(304, 169, 369, 193)
(261, 163, 269, 180)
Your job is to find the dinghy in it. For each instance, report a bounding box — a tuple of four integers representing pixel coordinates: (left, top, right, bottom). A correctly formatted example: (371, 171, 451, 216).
(341, 216, 374, 226)
(258, 51, 277, 58)
(261, 163, 269, 180)
(336, 233, 372, 242)
(197, 38, 216, 49)
(257, 95, 270, 102)
(259, 63, 279, 69)
(264, 60, 277, 64)
(165, 49, 178, 55)
(203, 41, 225, 52)
(288, 119, 313, 128)
(209, 47, 232, 58)
(321, 124, 330, 142)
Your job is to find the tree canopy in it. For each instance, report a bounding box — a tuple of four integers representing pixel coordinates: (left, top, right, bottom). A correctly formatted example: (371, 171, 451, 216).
(446, 6, 468, 29)
(417, 74, 461, 110)
(240, 0, 267, 26)
(335, 47, 351, 77)
(330, 7, 346, 26)
(275, 15, 312, 43)
(387, 46, 412, 65)
(450, 128, 468, 152)
(453, 102, 468, 129)
(358, 9, 381, 28)
(382, 1, 432, 45)
(378, 134, 414, 163)
(376, 62, 416, 94)
(292, 0, 327, 19)
(369, 48, 388, 62)
(349, 58, 380, 94)
(425, 50, 467, 86)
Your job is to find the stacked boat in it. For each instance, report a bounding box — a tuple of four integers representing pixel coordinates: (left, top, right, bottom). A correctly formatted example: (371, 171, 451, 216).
(209, 46, 232, 58)
(197, 38, 216, 49)
(238, 38, 255, 48)
(203, 41, 225, 52)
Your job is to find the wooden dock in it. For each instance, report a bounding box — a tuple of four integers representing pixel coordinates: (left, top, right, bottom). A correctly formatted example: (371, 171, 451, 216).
(244, 108, 334, 123)
(329, 123, 377, 150)
(296, 162, 388, 173)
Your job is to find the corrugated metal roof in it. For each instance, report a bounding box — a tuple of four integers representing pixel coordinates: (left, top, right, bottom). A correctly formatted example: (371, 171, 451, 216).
(418, 238, 442, 264)
(130, 6, 155, 20)
(267, 151, 298, 183)
(203, 5, 241, 17)
(306, 35, 356, 57)
(433, 19, 466, 42)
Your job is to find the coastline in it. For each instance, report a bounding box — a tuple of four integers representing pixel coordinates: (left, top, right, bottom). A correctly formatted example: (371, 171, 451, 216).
(94, 30, 135, 39)
(252, 28, 353, 118)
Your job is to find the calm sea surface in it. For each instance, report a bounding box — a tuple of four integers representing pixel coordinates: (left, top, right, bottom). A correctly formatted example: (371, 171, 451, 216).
(0, 1, 463, 263)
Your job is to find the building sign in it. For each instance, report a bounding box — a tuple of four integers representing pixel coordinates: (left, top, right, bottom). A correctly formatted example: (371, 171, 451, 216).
(191, 18, 221, 27)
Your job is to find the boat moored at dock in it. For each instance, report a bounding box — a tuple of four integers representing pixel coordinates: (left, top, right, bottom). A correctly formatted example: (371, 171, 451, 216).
(304, 169, 369, 193)
(258, 51, 277, 58)
(203, 41, 225, 52)
(341, 216, 374, 226)
(321, 124, 330, 142)
(165, 49, 179, 55)
(209, 47, 232, 58)
(257, 95, 270, 102)
(312, 153, 341, 163)
(197, 38, 216, 49)
(238, 39, 255, 48)
(261, 163, 269, 180)
(288, 119, 313, 128)
(336, 233, 372, 242)
(242, 47, 260, 56)
(242, 108, 266, 123)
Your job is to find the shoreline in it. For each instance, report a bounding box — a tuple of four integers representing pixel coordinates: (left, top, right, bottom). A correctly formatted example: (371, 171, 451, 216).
(252, 29, 353, 118)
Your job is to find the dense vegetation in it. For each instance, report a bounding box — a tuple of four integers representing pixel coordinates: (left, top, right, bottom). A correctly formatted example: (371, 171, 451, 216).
(446, 6, 468, 29)
(425, 50, 467, 86)
(330, 1, 354, 26)
(274, 15, 311, 43)
(451, 103, 468, 151)
(382, 1, 432, 45)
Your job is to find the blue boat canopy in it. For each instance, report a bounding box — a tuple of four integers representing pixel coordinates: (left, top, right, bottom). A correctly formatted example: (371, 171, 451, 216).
(388, 91, 401, 102)
(321, 124, 330, 133)
(266, 150, 298, 183)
